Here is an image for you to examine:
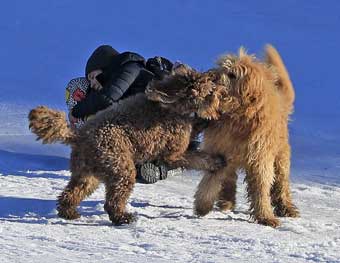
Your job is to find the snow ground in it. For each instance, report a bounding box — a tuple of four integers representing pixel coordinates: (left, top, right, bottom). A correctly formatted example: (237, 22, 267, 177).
(0, 105, 339, 263)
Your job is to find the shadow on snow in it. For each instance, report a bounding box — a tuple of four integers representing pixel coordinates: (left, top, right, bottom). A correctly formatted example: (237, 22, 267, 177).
(0, 149, 69, 180)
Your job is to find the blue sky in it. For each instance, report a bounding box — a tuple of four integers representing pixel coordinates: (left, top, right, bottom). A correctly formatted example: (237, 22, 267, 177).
(0, 0, 339, 121)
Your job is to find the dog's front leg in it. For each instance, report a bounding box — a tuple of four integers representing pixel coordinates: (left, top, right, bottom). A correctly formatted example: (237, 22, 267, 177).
(245, 159, 280, 228)
(164, 150, 226, 172)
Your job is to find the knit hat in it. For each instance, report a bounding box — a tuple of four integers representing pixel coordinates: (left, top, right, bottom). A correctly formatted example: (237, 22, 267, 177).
(65, 77, 90, 111)
(65, 77, 90, 129)
(85, 45, 119, 77)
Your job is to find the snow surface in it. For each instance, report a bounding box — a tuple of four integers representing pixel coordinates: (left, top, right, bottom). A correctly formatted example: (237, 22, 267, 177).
(0, 102, 339, 263)
(1, 1, 340, 262)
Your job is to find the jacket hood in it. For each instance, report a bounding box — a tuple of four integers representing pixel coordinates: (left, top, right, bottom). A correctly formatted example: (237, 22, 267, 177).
(85, 45, 119, 77)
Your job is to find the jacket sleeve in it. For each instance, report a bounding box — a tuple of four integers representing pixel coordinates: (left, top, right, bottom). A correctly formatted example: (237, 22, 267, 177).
(71, 91, 112, 120)
(99, 62, 143, 101)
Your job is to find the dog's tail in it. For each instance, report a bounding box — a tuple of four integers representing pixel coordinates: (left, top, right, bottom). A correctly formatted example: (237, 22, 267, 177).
(265, 44, 295, 113)
(28, 106, 76, 145)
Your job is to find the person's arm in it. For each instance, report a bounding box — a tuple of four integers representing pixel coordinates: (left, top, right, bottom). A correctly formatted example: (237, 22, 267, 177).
(71, 90, 111, 120)
(72, 62, 143, 119)
(98, 62, 143, 101)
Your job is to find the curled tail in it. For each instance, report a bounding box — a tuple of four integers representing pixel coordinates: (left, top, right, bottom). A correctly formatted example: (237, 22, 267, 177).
(28, 106, 76, 145)
(265, 44, 295, 113)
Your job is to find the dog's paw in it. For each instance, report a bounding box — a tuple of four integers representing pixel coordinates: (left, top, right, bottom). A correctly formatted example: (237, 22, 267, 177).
(112, 213, 137, 226)
(209, 154, 226, 171)
(216, 200, 235, 212)
(194, 202, 214, 217)
(274, 204, 300, 218)
(256, 217, 281, 228)
(57, 208, 81, 220)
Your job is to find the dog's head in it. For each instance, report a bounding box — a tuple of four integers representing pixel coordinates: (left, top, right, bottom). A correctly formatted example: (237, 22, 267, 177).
(213, 47, 278, 116)
(146, 64, 229, 120)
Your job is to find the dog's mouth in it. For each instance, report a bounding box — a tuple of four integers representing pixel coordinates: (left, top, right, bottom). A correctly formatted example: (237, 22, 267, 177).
(145, 88, 178, 104)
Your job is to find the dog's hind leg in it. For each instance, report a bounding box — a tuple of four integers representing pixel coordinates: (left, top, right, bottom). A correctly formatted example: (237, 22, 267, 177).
(271, 147, 299, 218)
(194, 165, 232, 217)
(245, 159, 280, 228)
(216, 169, 238, 212)
(103, 154, 137, 226)
(57, 173, 100, 220)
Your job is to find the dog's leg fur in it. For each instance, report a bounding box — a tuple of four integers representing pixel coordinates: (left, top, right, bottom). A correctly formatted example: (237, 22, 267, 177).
(271, 146, 299, 218)
(165, 150, 225, 172)
(245, 159, 280, 227)
(216, 169, 238, 211)
(57, 174, 100, 220)
(102, 153, 137, 225)
(194, 165, 235, 216)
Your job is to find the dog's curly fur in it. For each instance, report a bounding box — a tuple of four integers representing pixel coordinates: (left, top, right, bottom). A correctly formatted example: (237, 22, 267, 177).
(193, 45, 299, 227)
(28, 66, 226, 225)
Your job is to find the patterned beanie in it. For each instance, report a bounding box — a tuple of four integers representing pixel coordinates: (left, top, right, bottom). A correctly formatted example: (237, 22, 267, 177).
(65, 77, 90, 129)
(65, 77, 90, 111)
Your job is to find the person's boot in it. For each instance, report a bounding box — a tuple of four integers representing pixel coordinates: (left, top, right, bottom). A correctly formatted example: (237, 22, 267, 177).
(136, 162, 169, 184)
(136, 162, 160, 184)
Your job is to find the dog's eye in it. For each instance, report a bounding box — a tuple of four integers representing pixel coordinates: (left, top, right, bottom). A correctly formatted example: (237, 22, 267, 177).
(227, 72, 236, 80)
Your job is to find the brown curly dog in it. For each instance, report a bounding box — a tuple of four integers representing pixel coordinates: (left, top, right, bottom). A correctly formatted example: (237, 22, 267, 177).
(28, 65, 226, 225)
(193, 45, 299, 227)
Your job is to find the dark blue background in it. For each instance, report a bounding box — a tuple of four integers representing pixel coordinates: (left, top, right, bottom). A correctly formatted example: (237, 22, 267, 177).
(1, 0, 339, 121)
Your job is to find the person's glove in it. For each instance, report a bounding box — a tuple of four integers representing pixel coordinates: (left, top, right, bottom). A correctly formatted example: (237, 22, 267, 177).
(146, 56, 173, 80)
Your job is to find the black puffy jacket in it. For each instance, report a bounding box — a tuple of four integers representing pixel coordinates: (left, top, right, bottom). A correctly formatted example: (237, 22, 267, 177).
(72, 50, 154, 120)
